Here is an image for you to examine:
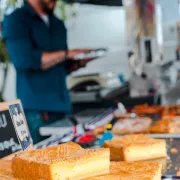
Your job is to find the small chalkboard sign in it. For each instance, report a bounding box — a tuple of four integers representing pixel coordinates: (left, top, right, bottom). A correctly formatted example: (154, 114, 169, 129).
(9, 103, 32, 151)
(0, 110, 21, 158)
(0, 100, 32, 158)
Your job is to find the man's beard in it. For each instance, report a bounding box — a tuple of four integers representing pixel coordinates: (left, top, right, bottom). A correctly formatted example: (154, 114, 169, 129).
(39, 0, 55, 15)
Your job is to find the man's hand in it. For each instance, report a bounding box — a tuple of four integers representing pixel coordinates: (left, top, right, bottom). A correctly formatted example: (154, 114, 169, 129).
(66, 59, 93, 74)
(67, 49, 92, 60)
(41, 49, 93, 70)
(66, 49, 95, 74)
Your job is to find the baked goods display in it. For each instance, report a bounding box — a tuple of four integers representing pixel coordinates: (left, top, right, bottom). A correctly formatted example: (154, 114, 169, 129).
(0, 160, 16, 180)
(0, 160, 12, 177)
(0, 159, 162, 180)
(134, 104, 180, 116)
(143, 157, 167, 174)
(0, 175, 17, 180)
(162, 105, 180, 116)
(85, 161, 162, 180)
(12, 142, 110, 180)
(92, 104, 180, 136)
(104, 134, 167, 161)
(133, 104, 162, 115)
(150, 116, 180, 133)
(1, 101, 179, 180)
(0, 104, 176, 180)
(93, 117, 152, 136)
(0, 141, 164, 180)
(112, 117, 152, 134)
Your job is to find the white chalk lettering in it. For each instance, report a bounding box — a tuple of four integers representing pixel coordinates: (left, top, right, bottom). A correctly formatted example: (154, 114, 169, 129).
(0, 143, 4, 151)
(3, 141, 10, 149)
(0, 138, 21, 152)
(13, 109, 29, 142)
(0, 113, 7, 128)
(12, 143, 21, 152)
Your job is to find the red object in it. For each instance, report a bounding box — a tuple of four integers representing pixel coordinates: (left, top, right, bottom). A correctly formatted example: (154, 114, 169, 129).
(78, 135, 95, 143)
(127, 107, 133, 112)
(73, 126, 77, 136)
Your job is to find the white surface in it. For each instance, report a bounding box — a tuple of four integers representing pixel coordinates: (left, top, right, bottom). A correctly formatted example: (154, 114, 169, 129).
(67, 5, 128, 76)
(39, 126, 73, 136)
(2, 64, 16, 101)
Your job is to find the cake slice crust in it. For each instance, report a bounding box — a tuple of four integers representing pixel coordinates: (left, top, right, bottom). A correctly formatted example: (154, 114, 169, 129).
(151, 118, 180, 133)
(104, 134, 167, 161)
(12, 142, 110, 180)
(0, 160, 12, 177)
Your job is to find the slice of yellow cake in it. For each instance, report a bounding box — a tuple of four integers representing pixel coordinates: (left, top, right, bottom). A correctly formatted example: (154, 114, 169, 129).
(12, 142, 110, 180)
(0, 175, 23, 180)
(0, 175, 13, 180)
(143, 157, 167, 174)
(112, 117, 152, 134)
(0, 160, 19, 180)
(85, 161, 162, 180)
(104, 134, 167, 161)
(150, 118, 180, 133)
(0, 160, 36, 180)
(0, 160, 12, 177)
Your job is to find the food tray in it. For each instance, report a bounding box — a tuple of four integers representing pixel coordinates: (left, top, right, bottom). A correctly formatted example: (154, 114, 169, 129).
(148, 134, 180, 139)
(162, 176, 180, 180)
(164, 139, 180, 176)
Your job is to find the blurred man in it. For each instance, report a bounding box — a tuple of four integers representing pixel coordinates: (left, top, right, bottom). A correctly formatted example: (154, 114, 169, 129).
(3, 0, 90, 144)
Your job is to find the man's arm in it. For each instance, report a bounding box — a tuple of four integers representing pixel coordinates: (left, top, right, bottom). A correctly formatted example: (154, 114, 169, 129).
(3, 12, 92, 71)
(3, 13, 69, 71)
(41, 51, 66, 70)
(41, 50, 85, 70)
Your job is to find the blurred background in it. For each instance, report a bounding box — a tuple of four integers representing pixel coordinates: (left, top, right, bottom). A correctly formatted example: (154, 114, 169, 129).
(0, 0, 126, 101)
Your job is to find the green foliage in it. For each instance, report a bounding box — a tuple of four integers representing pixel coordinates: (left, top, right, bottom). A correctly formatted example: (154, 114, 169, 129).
(0, 40, 9, 63)
(8, 0, 17, 6)
(56, 0, 68, 21)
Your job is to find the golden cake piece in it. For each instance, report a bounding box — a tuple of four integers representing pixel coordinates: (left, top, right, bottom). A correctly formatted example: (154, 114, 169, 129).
(0, 175, 22, 180)
(143, 157, 167, 175)
(162, 105, 180, 116)
(0, 160, 16, 180)
(151, 117, 180, 133)
(0, 142, 82, 179)
(104, 134, 167, 161)
(0, 160, 12, 177)
(12, 142, 110, 180)
(112, 117, 152, 134)
(0, 174, 36, 180)
(85, 161, 162, 180)
(0, 160, 34, 180)
(0, 175, 12, 180)
(133, 104, 162, 115)
(0, 160, 44, 180)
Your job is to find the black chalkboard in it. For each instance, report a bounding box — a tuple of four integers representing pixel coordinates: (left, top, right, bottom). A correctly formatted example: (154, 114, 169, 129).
(9, 104, 32, 151)
(0, 110, 21, 158)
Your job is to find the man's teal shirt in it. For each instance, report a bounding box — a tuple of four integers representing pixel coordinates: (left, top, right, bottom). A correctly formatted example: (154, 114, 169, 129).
(3, 2, 71, 113)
